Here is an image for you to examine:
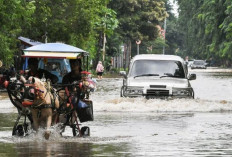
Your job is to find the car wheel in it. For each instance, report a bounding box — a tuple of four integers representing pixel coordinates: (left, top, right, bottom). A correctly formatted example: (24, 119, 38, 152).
(120, 86, 125, 97)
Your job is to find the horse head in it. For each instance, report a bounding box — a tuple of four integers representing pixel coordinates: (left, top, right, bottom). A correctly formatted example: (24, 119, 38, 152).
(20, 76, 49, 107)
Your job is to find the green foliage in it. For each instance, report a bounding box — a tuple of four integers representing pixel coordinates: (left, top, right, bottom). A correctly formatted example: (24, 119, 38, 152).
(132, 37, 167, 55)
(177, 0, 232, 65)
(95, 7, 119, 36)
(109, 0, 168, 42)
(0, 0, 184, 69)
(107, 0, 168, 60)
(106, 33, 123, 57)
(0, 0, 34, 66)
(0, 0, 113, 67)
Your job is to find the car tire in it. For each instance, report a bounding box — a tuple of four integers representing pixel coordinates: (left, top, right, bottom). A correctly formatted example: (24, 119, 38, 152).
(120, 86, 125, 97)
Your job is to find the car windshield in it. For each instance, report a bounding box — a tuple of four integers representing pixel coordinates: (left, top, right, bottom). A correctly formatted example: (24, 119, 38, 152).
(193, 60, 205, 65)
(129, 60, 185, 78)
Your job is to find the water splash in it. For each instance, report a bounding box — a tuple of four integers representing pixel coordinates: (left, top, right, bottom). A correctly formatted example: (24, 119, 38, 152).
(93, 97, 232, 112)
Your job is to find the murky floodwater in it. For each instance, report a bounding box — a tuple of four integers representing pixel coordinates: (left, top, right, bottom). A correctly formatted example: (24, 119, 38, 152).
(1, 68, 232, 156)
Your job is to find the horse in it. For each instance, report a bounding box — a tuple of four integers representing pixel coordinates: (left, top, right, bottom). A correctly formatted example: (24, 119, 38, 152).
(20, 76, 59, 139)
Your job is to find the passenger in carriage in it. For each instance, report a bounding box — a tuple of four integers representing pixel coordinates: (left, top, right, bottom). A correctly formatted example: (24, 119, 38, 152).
(62, 59, 82, 124)
(62, 59, 82, 85)
(26, 58, 58, 84)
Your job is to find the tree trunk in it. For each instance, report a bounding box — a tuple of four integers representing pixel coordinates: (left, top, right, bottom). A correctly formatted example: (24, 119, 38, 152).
(123, 43, 127, 71)
(128, 40, 131, 70)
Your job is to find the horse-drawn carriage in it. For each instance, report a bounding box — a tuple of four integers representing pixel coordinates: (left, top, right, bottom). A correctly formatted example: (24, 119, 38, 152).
(3, 43, 96, 139)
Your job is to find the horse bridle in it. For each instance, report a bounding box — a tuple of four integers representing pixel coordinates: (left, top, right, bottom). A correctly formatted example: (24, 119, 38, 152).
(22, 83, 45, 107)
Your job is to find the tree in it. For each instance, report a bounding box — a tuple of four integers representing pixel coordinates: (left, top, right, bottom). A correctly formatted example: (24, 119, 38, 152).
(94, 5, 118, 63)
(0, 0, 115, 67)
(0, 0, 34, 66)
(176, 0, 232, 66)
(109, 0, 168, 68)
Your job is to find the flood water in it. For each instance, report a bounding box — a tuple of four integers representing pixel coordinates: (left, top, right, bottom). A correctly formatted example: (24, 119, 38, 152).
(1, 68, 232, 156)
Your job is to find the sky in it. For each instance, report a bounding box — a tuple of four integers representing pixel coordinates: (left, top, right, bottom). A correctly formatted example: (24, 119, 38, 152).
(169, 0, 179, 17)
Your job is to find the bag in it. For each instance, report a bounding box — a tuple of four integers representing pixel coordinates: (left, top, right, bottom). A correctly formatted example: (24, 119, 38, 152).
(78, 100, 88, 108)
(77, 100, 93, 123)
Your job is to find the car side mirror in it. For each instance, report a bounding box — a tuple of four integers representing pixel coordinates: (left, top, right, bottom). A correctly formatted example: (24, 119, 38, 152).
(119, 71, 127, 78)
(188, 74, 196, 80)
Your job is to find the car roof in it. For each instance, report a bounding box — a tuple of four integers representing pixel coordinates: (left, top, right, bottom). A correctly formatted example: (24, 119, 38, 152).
(132, 54, 184, 62)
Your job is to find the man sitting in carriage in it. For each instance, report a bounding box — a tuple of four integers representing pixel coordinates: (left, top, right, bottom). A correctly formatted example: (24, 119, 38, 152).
(61, 59, 82, 124)
(61, 58, 95, 134)
(62, 59, 82, 84)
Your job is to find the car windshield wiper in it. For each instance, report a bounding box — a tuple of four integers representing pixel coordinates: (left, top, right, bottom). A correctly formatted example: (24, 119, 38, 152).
(160, 73, 175, 78)
(134, 74, 159, 78)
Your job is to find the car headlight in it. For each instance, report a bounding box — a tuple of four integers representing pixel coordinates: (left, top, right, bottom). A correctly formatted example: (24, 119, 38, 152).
(125, 87, 143, 95)
(172, 88, 191, 96)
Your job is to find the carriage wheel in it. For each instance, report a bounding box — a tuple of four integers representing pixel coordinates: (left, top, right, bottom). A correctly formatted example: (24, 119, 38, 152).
(81, 126, 90, 136)
(72, 123, 81, 137)
(12, 125, 24, 136)
(12, 123, 29, 137)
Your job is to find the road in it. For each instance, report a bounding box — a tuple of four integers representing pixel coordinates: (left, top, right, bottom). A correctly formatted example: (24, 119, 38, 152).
(1, 68, 232, 156)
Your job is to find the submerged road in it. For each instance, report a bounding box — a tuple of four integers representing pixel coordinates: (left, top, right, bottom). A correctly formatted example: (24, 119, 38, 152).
(1, 68, 232, 156)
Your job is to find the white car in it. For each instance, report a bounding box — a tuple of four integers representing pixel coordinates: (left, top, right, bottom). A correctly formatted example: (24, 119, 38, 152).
(191, 60, 207, 69)
(120, 54, 196, 99)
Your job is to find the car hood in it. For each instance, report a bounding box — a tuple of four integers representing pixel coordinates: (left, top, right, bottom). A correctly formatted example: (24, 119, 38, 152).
(127, 77, 190, 88)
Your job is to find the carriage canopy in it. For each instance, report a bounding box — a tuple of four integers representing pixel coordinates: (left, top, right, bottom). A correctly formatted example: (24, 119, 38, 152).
(23, 43, 89, 59)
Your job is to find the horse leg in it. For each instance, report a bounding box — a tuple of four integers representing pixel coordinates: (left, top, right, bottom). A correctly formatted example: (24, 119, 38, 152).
(52, 97, 60, 125)
(41, 108, 52, 140)
(31, 109, 39, 132)
(55, 97, 59, 109)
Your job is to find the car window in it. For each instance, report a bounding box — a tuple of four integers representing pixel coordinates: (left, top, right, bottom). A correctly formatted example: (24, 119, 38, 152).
(129, 60, 185, 78)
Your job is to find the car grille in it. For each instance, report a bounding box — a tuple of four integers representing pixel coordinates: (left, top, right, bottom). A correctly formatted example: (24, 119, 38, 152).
(147, 89, 169, 96)
(150, 85, 166, 88)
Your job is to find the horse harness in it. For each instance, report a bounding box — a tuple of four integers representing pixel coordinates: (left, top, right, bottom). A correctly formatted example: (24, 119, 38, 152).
(24, 81, 57, 110)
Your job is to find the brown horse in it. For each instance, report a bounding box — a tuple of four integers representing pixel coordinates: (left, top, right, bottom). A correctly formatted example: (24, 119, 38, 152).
(20, 76, 59, 139)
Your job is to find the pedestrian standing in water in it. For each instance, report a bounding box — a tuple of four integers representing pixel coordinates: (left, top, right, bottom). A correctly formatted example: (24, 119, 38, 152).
(96, 61, 104, 80)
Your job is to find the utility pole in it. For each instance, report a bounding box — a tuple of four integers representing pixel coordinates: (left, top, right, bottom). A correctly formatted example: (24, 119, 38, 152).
(102, 8, 107, 62)
(45, 32, 48, 43)
(137, 44, 139, 55)
(102, 32, 106, 62)
(163, 18, 167, 55)
(136, 40, 141, 55)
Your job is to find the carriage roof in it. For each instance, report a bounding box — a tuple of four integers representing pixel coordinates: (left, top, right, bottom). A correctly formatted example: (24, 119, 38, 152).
(22, 43, 89, 59)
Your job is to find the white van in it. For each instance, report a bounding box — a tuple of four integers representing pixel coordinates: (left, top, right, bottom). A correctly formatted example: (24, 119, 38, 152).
(120, 54, 196, 99)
